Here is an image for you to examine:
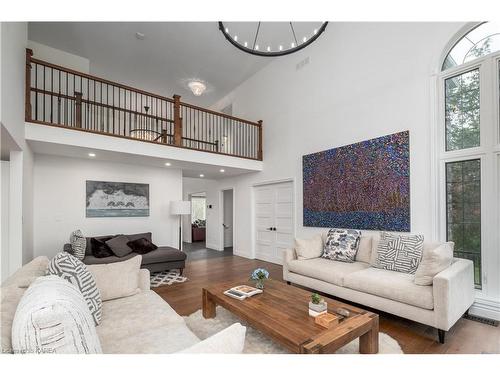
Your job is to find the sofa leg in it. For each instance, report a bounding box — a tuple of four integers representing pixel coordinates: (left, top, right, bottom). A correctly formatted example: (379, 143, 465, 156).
(438, 329, 446, 344)
(286, 281, 291, 285)
(179, 268, 184, 276)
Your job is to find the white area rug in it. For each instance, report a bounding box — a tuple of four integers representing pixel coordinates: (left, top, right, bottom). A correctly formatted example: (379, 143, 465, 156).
(150, 270, 188, 287)
(184, 306, 403, 354)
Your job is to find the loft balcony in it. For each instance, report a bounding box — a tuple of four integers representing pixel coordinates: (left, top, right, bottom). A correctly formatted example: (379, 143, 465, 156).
(24, 49, 263, 164)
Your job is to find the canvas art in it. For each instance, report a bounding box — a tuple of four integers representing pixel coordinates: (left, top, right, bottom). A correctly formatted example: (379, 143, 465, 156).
(303, 131, 410, 231)
(86, 181, 150, 217)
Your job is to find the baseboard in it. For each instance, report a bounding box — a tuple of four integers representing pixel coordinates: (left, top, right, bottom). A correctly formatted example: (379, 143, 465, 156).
(469, 296, 500, 321)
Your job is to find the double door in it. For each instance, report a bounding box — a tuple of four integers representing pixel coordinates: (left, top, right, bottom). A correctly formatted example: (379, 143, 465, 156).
(254, 181, 294, 264)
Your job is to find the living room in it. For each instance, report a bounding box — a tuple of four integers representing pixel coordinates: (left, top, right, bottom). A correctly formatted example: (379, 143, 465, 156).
(1, 0, 500, 373)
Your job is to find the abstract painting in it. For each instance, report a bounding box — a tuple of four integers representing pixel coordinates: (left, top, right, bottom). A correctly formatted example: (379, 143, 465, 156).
(303, 131, 410, 231)
(86, 181, 150, 217)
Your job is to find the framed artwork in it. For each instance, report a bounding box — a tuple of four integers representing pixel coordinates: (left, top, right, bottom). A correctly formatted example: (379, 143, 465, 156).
(303, 131, 410, 231)
(86, 180, 150, 217)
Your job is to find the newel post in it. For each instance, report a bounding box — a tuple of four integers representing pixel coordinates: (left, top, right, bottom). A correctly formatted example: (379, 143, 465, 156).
(74, 92, 83, 128)
(25, 49, 33, 121)
(173, 94, 182, 147)
(257, 120, 263, 160)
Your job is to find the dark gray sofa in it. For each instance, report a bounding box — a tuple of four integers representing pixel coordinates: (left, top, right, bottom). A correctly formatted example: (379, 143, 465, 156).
(64, 232, 186, 274)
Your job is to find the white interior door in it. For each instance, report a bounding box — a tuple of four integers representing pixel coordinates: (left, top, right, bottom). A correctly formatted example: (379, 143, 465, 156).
(254, 181, 294, 264)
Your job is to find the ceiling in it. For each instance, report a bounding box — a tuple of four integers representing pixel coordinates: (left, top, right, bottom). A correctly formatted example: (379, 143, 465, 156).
(28, 22, 276, 107)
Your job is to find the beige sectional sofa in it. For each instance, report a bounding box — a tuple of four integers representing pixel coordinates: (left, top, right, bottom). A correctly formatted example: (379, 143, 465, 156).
(283, 233, 475, 343)
(1, 256, 246, 354)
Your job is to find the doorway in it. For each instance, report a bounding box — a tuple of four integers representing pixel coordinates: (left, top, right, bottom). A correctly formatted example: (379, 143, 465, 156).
(254, 180, 294, 265)
(221, 188, 234, 255)
(189, 192, 206, 246)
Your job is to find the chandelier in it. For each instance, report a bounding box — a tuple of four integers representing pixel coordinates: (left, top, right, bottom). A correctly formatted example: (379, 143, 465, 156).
(218, 22, 328, 57)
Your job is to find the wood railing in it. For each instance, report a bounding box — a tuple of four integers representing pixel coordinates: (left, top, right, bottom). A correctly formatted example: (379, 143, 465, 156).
(25, 49, 263, 161)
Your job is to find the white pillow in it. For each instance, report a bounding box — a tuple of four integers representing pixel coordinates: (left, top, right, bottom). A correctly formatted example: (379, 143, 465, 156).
(414, 242, 454, 286)
(295, 235, 323, 260)
(87, 255, 142, 301)
(11, 276, 102, 354)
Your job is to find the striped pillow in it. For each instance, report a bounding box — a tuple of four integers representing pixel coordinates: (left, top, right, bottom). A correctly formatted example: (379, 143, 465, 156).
(47, 252, 102, 325)
(12, 275, 102, 354)
(375, 232, 424, 274)
(70, 230, 86, 260)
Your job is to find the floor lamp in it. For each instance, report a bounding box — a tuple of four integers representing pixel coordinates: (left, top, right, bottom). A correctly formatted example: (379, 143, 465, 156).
(170, 201, 191, 251)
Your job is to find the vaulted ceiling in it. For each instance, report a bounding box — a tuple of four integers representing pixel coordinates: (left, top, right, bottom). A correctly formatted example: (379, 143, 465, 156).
(28, 22, 276, 107)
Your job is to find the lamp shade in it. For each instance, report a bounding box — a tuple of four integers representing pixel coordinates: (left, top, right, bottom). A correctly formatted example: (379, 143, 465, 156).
(170, 200, 191, 215)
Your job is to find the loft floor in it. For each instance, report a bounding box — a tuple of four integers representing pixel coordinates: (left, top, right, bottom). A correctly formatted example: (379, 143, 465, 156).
(153, 254, 500, 354)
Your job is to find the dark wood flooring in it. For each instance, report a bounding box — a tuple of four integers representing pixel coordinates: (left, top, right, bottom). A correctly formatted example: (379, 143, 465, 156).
(154, 254, 500, 354)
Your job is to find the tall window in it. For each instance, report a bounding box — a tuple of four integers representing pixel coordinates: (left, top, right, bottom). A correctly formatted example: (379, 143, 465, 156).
(438, 22, 500, 291)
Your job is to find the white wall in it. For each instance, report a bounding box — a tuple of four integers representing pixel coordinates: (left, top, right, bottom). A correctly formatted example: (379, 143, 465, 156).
(211, 22, 465, 259)
(33, 154, 182, 259)
(1, 161, 10, 282)
(1, 22, 27, 147)
(28, 40, 90, 73)
(0, 22, 34, 270)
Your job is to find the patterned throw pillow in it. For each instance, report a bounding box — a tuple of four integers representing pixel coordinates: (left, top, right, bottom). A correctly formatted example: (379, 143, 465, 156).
(322, 229, 361, 263)
(70, 230, 86, 261)
(11, 275, 102, 354)
(47, 252, 102, 325)
(375, 232, 424, 274)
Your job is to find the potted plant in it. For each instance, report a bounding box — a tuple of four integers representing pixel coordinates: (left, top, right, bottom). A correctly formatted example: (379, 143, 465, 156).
(250, 268, 269, 289)
(308, 293, 327, 317)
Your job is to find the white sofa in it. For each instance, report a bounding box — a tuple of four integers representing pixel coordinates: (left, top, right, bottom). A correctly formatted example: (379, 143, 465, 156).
(283, 233, 475, 343)
(1, 256, 246, 354)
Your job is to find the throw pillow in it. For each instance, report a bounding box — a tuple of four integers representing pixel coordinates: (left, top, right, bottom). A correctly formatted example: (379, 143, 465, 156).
(70, 230, 86, 261)
(375, 232, 424, 274)
(91, 237, 114, 258)
(414, 242, 454, 285)
(294, 235, 323, 260)
(47, 252, 102, 325)
(127, 237, 158, 254)
(105, 235, 133, 257)
(322, 229, 361, 263)
(87, 255, 142, 301)
(11, 275, 102, 354)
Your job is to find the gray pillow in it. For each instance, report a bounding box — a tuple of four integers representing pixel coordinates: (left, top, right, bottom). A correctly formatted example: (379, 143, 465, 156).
(375, 232, 424, 274)
(70, 230, 86, 260)
(47, 252, 102, 325)
(106, 235, 133, 257)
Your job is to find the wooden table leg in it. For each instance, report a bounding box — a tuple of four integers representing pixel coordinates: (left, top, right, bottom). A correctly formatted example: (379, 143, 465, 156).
(202, 288, 216, 318)
(359, 314, 379, 354)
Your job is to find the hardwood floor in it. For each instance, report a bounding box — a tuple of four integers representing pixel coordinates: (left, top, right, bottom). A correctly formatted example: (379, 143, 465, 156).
(154, 255, 500, 354)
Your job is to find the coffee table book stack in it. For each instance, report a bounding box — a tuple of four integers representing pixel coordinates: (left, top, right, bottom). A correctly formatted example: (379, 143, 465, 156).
(202, 279, 379, 354)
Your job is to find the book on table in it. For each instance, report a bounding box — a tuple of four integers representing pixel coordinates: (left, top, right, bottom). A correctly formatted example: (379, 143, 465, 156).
(223, 285, 263, 300)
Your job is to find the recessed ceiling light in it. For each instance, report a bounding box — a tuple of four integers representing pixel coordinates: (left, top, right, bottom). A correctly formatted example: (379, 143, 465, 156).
(188, 80, 207, 96)
(135, 32, 145, 40)
(165, 162, 171, 166)
(199, 174, 204, 178)
(88, 153, 96, 157)
(220, 169, 225, 173)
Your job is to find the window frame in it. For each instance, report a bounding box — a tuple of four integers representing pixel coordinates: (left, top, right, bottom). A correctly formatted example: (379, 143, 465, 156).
(434, 49, 500, 298)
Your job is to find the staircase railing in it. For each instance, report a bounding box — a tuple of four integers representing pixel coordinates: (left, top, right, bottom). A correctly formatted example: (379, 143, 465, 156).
(25, 49, 263, 161)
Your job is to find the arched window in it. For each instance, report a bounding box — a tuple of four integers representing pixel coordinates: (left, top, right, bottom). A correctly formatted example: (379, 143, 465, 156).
(443, 22, 500, 71)
(435, 22, 499, 303)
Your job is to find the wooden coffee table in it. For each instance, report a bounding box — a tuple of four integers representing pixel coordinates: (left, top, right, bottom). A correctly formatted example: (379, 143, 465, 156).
(202, 279, 379, 354)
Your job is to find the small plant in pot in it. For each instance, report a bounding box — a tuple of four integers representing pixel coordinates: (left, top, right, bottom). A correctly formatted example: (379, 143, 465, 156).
(308, 293, 327, 317)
